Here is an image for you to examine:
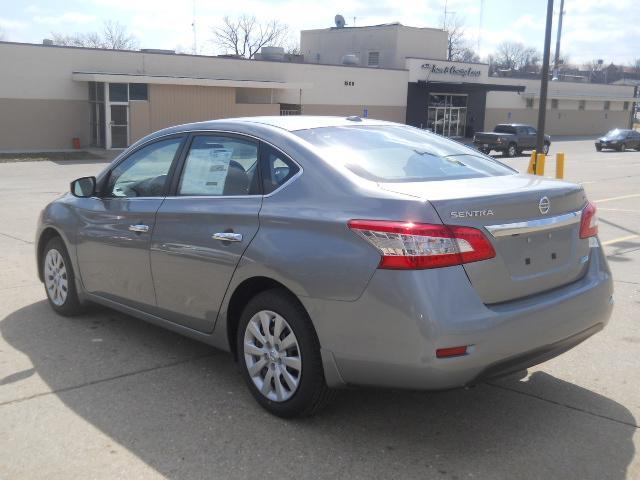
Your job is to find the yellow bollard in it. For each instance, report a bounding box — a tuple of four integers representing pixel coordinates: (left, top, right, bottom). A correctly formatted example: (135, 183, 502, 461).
(527, 150, 537, 174)
(536, 153, 546, 176)
(556, 152, 565, 179)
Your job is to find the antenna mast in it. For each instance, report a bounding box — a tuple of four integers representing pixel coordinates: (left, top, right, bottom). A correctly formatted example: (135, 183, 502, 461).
(192, 0, 197, 54)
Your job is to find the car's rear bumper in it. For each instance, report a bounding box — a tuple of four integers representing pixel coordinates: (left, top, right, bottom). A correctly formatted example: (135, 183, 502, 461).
(304, 239, 613, 390)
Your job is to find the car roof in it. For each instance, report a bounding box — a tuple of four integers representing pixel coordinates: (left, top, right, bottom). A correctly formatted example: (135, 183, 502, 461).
(172, 115, 396, 132)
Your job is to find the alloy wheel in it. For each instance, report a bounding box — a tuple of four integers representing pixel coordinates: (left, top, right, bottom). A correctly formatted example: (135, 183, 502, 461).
(243, 310, 302, 402)
(44, 248, 68, 306)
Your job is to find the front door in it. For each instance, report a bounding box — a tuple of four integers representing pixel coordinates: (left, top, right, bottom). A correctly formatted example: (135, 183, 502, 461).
(150, 134, 262, 332)
(76, 136, 185, 308)
(110, 105, 128, 148)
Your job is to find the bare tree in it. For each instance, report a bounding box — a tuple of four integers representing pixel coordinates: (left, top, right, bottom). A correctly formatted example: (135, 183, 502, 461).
(101, 20, 138, 49)
(442, 14, 479, 63)
(51, 20, 138, 50)
(493, 42, 540, 71)
(211, 15, 288, 59)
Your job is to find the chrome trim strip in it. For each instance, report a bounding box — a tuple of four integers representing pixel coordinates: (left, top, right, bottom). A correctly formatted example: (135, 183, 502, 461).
(485, 210, 582, 238)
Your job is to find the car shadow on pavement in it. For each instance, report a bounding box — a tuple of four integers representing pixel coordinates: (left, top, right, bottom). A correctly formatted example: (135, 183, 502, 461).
(1, 301, 636, 480)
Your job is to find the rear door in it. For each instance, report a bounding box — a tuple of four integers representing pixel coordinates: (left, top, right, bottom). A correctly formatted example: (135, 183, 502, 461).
(149, 133, 262, 332)
(76, 136, 185, 308)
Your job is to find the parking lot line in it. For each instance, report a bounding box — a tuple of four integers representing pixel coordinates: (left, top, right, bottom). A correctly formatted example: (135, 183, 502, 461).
(599, 208, 640, 213)
(600, 234, 640, 246)
(594, 193, 640, 203)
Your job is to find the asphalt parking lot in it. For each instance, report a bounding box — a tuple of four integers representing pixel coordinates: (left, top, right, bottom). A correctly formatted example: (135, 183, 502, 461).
(1, 139, 638, 479)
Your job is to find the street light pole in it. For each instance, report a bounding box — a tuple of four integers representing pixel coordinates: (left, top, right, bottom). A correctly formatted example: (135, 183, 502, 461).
(536, 0, 554, 154)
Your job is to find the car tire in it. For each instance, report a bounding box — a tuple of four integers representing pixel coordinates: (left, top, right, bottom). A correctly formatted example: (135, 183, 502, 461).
(595, 145, 602, 152)
(237, 288, 333, 418)
(618, 143, 626, 152)
(480, 147, 491, 155)
(42, 236, 84, 316)
(504, 143, 517, 157)
(543, 142, 550, 155)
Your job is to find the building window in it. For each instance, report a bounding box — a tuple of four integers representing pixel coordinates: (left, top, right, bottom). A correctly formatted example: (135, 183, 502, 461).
(129, 83, 148, 101)
(367, 51, 380, 67)
(526, 98, 534, 109)
(280, 104, 301, 116)
(551, 99, 559, 109)
(88, 82, 106, 148)
(578, 100, 586, 110)
(604, 101, 610, 111)
(623, 101, 629, 111)
(109, 83, 128, 102)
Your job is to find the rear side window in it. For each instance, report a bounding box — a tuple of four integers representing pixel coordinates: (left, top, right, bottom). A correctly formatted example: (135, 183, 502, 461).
(261, 145, 300, 194)
(295, 125, 514, 183)
(494, 125, 516, 134)
(178, 135, 259, 196)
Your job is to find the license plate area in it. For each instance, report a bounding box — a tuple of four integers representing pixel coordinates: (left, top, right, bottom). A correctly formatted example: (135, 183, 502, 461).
(497, 228, 575, 278)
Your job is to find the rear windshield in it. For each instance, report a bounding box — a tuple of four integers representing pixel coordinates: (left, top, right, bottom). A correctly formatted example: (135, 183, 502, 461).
(295, 125, 515, 182)
(494, 125, 516, 134)
(603, 129, 627, 139)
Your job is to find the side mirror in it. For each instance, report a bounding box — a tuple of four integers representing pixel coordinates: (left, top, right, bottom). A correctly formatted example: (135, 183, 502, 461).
(70, 176, 97, 198)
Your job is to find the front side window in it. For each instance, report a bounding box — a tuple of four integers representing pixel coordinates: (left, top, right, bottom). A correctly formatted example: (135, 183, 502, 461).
(106, 137, 182, 197)
(178, 135, 259, 196)
(296, 125, 515, 183)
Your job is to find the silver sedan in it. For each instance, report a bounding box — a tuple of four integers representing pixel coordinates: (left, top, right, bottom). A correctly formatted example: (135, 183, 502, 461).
(36, 116, 613, 417)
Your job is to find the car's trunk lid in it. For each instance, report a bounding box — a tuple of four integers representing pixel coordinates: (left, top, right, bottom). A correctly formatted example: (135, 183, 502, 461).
(380, 174, 590, 304)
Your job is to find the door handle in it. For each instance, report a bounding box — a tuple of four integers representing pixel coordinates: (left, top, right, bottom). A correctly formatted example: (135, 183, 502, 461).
(129, 224, 150, 233)
(212, 232, 243, 242)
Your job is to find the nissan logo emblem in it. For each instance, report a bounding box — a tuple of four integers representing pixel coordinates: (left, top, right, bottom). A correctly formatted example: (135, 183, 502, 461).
(539, 196, 550, 215)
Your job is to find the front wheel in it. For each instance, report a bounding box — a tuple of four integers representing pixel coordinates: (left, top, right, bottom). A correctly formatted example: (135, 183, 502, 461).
(237, 289, 333, 418)
(618, 143, 626, 152)
(596, 145, 602, 152)
(42, 237, 84, 316)
(479, 147, 491, 155)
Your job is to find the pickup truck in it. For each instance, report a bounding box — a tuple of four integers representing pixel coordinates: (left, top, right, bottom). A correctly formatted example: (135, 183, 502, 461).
(473, 124, 551, 157)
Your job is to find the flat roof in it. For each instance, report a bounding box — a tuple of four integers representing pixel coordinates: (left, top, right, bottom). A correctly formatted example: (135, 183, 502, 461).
(72, 71, 312, 90)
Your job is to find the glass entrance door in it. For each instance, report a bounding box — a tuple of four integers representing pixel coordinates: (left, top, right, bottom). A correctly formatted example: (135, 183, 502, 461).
(110, 105, 128, 148)
(427, 94, 468, 137)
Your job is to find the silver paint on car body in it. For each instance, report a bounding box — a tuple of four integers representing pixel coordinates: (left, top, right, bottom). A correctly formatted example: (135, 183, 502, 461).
(35, 116, 613, 391)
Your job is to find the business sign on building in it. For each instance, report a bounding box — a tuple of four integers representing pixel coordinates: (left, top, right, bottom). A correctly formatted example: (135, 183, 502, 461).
(406, 58, 489, 84)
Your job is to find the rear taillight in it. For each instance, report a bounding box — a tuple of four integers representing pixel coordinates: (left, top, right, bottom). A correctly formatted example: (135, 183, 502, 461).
(348, 220, 496, 270)
(579, 202, 598, 239)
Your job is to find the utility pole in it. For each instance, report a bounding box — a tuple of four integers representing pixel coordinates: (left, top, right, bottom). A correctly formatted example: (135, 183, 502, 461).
(536, 0, 554, 155)
(552, 0, 565, 80)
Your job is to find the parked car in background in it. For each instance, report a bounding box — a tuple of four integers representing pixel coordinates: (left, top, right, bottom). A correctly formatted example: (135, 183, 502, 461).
(36, 116, 612, 417)
(595, 129, 640, 151)
(473, 124, 551, 157)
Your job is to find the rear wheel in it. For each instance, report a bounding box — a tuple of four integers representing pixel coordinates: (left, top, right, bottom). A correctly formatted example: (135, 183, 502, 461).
(504, 143, 517, 157)
(618, 143, 626, 152)
(237, 289, 333, 418)
(543, 142, 550, 155)
(42, 237, 83, 316)
(480, 147, 491, 155)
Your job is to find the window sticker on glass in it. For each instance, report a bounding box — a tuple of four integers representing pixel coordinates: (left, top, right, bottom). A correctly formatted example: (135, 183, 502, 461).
(181, 145, 233, 195)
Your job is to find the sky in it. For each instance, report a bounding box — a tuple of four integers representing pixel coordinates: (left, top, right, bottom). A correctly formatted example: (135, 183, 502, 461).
(0, 0, 638, 65)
